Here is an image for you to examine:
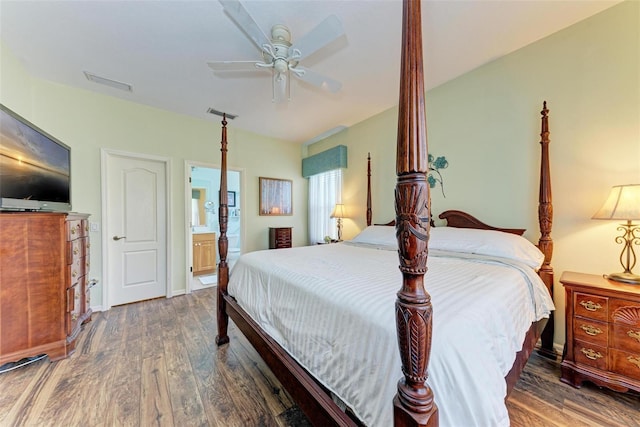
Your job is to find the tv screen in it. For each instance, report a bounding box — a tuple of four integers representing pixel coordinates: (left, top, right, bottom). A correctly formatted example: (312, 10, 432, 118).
(0, 104, 71, 211)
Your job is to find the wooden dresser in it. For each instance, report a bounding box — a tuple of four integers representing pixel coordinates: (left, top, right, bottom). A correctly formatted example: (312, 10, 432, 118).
(193, 232, 216, 276)
(560, 271, 640, 393)
(269, 227, 292, 249)
(0, 212, 91, 365)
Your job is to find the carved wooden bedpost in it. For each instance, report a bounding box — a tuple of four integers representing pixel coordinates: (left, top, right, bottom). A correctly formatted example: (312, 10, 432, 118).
(216, 114, 230, 346)
(367, 153, 372, 227)
(536, 101, 556, 359)
(394, 1, 438, 426)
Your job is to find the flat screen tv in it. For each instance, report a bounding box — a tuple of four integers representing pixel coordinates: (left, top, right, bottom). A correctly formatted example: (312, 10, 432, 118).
(0, 104, 71, 212)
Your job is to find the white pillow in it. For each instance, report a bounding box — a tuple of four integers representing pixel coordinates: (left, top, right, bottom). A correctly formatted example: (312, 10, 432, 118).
(350, 225, 396, 246)
(429, 227, 545, 269)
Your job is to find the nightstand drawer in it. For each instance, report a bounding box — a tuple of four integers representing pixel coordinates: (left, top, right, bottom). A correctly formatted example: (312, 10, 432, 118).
(575, 292, 608, 321)
(574, 340, 607, 370)
(610, 349, 640, 381)
(574, 318, 608, 346)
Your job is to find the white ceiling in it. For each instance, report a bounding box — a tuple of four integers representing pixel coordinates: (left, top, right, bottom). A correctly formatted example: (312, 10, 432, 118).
(0, 0, 619, 144)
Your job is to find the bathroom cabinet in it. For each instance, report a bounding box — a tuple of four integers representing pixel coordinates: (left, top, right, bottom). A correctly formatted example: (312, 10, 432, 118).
(193, 232, 216, 276)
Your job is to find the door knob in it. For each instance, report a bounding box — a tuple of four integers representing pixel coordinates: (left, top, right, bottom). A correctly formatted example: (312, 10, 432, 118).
(113, 235, 126, 241)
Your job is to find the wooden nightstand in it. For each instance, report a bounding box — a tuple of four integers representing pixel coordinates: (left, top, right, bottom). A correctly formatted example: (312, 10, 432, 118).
(560, 271, 640, 393)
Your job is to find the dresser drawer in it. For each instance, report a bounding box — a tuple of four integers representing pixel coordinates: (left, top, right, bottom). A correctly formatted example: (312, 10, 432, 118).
(66, 239, 82, 265)
(66, 283, 82, 335)
(67, 220, 85, 239)
(66, 255, 85, 286)
(574, 317, 608, 347)
(611, 323, 640, 353)
(610, 348, 640, 381)
(574, 340, 607, 370)
(575, 292, 608, 322)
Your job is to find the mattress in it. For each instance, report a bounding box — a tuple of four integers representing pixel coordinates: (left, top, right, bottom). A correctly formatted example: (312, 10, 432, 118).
(227, 237, 554, 426)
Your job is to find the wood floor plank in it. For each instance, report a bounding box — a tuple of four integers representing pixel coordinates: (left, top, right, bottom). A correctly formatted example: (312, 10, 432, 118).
(141, 353, 175, 426)
(215, 343, 280, 427)
(228, 327, 295, 420)
(0, 356, 48, 424)
(562, 399, 629, 427)
(191, 284, 293, 422)
(0, 356, 57, 426)
(158, 297, 209, 427)
(508, 388, 578, 427)
(187, 291, 282, 426)
(178, 294, 245, 427)
(29, 358, 80, 426)
(104, 304, 143, 427)
(78, 311, 107, 356)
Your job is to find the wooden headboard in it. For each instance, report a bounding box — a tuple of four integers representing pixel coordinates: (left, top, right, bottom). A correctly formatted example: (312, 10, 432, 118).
(438, 210, 526, 235)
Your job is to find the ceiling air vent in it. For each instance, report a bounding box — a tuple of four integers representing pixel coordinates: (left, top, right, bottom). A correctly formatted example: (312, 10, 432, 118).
(84, 71, 133, 92)
(207, 108, 237, 120)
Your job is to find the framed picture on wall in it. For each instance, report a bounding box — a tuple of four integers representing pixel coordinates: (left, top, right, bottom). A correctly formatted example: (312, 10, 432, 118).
(219, 190, 236, 207)
(259, 177, 292, 216)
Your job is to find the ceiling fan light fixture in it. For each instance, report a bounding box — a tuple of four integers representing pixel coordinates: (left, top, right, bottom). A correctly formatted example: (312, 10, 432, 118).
(274, 58, 288, 74)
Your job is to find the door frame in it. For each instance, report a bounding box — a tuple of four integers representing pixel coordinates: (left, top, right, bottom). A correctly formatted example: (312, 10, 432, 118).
(101, 148, 173, 310)
(185, 160, 244, 293)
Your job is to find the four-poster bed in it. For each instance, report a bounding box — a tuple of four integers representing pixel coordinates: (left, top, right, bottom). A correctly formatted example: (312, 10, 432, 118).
(215, 1, 555, 425)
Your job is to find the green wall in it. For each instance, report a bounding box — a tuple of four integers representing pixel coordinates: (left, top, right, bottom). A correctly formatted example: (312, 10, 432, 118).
(0, 42, 308, 308)
(308, 1, 640, 346)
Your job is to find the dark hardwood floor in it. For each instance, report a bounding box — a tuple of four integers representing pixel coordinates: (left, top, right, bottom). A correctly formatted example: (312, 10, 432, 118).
(0, 288, 638, 426)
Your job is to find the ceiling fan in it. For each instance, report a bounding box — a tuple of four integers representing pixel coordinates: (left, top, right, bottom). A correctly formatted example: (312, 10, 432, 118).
(208, 0, 345, 103)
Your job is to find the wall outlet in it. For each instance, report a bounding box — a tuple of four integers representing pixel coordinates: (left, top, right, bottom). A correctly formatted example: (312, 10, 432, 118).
(89, 221, 100, 232)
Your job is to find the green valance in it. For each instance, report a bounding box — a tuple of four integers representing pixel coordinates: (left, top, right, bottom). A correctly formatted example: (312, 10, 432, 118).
(302, 145, 347, 178)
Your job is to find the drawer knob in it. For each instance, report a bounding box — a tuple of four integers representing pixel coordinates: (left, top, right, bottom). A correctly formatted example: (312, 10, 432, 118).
(628, 356, 640, 370)
(580, 324, 603, 336)
(581, 348, 603, 360)
(580, 300, 602, 312)
(628, 330, 640, 343)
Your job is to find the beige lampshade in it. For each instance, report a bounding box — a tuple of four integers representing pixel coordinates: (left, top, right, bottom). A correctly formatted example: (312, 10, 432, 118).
(592, 184, 640, 220)
(330, 203, 345, 219)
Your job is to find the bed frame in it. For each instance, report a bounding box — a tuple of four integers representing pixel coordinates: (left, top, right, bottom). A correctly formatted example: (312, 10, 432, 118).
(215, 1, 555, 425)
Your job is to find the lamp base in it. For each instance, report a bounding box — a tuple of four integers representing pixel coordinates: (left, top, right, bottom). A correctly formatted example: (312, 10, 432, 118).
(605, 272, 640, 285)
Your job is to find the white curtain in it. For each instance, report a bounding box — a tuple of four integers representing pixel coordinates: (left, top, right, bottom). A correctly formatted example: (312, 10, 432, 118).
(308, 169, 342, 244)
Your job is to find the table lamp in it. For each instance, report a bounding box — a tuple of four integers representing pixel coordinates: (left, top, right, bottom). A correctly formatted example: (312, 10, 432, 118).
(592, 184, 640, 284)
(330, 203, 345, 241)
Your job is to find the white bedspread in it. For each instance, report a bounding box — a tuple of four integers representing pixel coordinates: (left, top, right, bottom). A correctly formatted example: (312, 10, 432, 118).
(227, 242, 554, 427)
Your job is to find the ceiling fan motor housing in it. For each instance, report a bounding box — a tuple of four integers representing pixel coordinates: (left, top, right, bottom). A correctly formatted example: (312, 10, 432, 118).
(271, 24, 291, 44)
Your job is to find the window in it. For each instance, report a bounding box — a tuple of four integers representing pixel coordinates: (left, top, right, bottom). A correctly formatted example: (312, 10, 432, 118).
(308, 169, 342, 244)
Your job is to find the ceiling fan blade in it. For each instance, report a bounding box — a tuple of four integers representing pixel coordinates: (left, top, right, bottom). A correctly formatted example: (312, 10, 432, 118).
(272, 71, 289, 103)
(290, 15, 344, 61)
(219, 0, 272, 53)
(293, 67, 342, 93)
(207, 61, 259, 71)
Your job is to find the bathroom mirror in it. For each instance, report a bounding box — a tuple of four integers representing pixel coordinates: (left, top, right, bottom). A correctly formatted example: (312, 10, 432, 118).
(192, 187, 207, 226)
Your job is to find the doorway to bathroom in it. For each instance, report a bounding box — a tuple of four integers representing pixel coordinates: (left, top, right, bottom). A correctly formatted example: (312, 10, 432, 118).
(185, 161, 243, 292)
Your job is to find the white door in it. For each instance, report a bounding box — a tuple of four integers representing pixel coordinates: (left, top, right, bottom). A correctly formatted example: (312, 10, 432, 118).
(103, 151, 168, 307)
